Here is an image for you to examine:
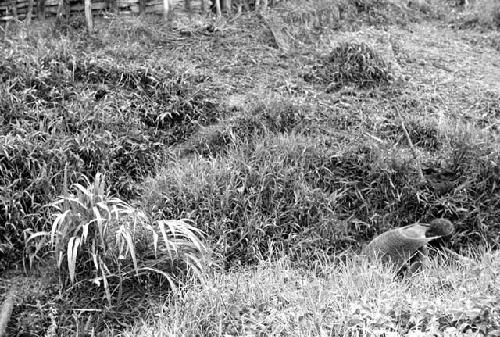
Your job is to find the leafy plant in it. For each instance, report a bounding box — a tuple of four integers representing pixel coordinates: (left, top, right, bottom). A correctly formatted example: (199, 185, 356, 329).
(26, 173, 208, 305)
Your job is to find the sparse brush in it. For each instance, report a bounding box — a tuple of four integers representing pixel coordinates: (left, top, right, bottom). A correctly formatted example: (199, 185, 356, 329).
(25, 173, 208, 306)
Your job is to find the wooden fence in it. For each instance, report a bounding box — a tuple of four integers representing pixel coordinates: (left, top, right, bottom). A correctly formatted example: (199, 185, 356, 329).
(0, 0, 206, 22)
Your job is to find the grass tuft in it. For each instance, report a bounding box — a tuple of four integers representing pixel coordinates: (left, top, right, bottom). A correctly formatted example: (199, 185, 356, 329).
(304, 42, 395, 91)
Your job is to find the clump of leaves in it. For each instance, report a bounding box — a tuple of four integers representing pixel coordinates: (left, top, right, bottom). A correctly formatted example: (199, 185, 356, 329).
(304, 42, 394, 91)
(25, 173, 208, 305)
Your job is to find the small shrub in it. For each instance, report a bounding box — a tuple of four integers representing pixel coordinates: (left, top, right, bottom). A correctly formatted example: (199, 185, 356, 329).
(304, 42, 394, 90)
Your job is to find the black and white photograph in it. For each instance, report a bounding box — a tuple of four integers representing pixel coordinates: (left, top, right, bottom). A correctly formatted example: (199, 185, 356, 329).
(1, 0, 499, 335)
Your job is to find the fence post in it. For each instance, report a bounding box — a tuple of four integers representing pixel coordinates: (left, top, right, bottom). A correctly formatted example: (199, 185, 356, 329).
(38, 0, 46, 19)
(9, 0, 18, 20)
(56, 0, 64, 18)
(84, 0, 93, 31)
(214, 0, 220, 16)
(138, 0, 145, 15)
(162, 0, 170, 18)
(184, 0, 191, 16)
(26, 0, 34, 24)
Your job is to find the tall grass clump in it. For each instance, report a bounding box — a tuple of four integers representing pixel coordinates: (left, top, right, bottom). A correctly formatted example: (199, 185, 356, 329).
(142, 133, 420, 266)
(304, 41, 395, 91)
(145, 134, 361, 266)
(25, 173, 208, 303)
(143, 115, 500, 267)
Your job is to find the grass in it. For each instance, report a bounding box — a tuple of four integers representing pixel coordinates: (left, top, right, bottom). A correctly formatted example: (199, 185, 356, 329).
(0, 0, 499, 335)
(142, 93, 500, 266)
(0, 16, 222, 272)
(125, 250, 500, 336)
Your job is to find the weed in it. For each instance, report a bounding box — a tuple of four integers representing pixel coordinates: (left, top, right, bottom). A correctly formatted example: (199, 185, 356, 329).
(25, 173, 207, 299)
